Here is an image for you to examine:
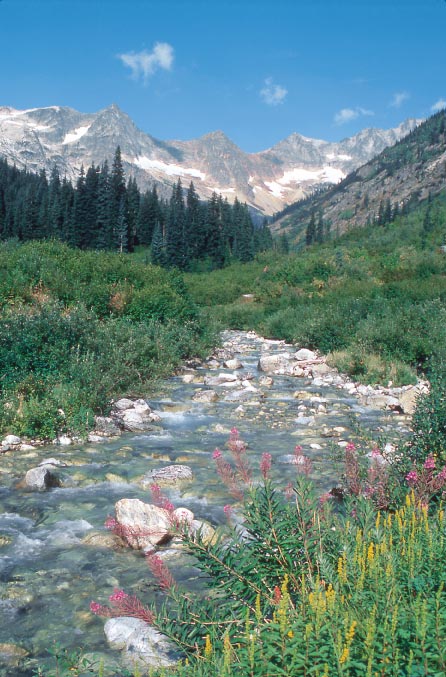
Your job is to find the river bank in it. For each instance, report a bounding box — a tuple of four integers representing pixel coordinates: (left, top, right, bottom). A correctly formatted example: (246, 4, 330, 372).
(0, 330, 425, 675)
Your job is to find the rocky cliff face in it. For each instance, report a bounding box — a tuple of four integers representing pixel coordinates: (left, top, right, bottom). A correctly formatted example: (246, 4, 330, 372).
(0, 103, 420, 214)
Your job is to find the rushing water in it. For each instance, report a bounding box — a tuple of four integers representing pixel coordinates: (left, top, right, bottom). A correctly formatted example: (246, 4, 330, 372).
(0, 331, 409, 675)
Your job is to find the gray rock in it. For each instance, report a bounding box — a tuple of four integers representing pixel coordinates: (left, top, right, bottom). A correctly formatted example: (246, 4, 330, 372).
(104, 617, 182, 670)
(114, 398, 135, 411)
(399, 388, 419, 415)
(295, 349, 317, 361)
(121, 410, 153, 432)
(192, 389, 219, 403)
(141, 465, 193, 487)
(94, 416, 121, 436)
(2, 435, 21, 446)
(87, 433, 108, 443)
(258, 353, 291, 373)
(114, 499, 172, 549)
(310, 363, 332, 376)
(223, 358, 243, 369)
(24, 465, 61, 491)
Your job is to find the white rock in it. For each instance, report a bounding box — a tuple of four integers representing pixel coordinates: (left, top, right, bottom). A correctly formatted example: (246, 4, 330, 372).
(24, 465, 61, 491)
(114, 398, 135, 411)
(141, 465, 193, 487)
(87, 434, 107, 443)
(258, 354, 292, 373)
(104, 617, 181, 669)
(114, 499, 172, 549)
(295, 349, 317, 361)
(57, 435, 72, 446)
(223, 358, 243, 369)
(192, 390, 219, 403)
(173, 507, 194, 525)
(2, 435, 21, 446)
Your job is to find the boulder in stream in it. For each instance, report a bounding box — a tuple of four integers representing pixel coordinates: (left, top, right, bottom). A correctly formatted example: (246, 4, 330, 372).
(258, 353, 292, 373)
(114, 499, 172, 549)
(140, 465, 193, 488)
(104, 617, 182, 670)
(24, 464, 62, 491)
(192, 389, 219, 403)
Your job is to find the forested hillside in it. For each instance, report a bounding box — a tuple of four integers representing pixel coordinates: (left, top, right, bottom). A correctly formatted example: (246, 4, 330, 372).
(0, 147, 272, 269)
(272, 110, 446, 244)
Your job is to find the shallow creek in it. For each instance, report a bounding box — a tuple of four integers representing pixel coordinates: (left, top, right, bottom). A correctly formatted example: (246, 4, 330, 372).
(0, 331, 410, 675)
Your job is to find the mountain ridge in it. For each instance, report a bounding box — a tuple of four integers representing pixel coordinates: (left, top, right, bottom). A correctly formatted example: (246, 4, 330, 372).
(0, 103, 421, 215)
(270, 109, 446, 242)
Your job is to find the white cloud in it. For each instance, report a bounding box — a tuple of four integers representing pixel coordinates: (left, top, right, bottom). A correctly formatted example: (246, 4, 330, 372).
(260, 77, 288, 106)
(431, 98, 446, 113)
(117, 42, 174, 83)
(334, 106, 374, 125)
(390, 91, 410, 108)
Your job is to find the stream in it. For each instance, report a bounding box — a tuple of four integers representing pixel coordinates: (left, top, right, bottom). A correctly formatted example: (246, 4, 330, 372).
(0, 330, 410, 675)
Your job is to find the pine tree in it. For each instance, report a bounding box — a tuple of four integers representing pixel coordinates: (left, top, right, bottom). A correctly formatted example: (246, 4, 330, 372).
(110, 147, 127, 251)
(151, 221, 166, 266)
(306, 212, 316, 246)
(165, 179, 186, 268)
(315, 211, 324, 244)
(96, 161, 112, 250)
(126, 176, 140, 251)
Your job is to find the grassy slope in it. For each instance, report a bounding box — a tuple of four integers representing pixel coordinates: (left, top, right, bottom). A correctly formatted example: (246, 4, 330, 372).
(186, 192, 446, 386)
(0, 240, 216, 439)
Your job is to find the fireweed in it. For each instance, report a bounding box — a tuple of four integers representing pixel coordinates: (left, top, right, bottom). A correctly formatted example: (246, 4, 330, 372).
(90, 432, 446, 676)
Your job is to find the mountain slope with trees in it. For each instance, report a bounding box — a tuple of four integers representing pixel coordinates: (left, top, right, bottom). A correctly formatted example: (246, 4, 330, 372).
(271, 110, 446, 245)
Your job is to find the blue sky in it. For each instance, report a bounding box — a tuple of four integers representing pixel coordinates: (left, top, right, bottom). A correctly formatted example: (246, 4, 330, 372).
(1, 0, 445, 152)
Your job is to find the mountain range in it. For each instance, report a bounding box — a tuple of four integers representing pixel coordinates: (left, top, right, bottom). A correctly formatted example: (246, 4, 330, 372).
(270, 109, 446, 241)
(0, 103, 421, 215)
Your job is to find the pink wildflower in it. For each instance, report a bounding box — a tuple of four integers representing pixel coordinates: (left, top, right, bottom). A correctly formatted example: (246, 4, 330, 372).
(406, 470, 418, 484)
(319, 492, 332, 505)
(90, 601, 104, 614)
(424, 456, 436, 470)
(273, 586, 282, 604)
(223, 504, 232, 516)
(284, 481, 294, 500)
(104, 516, 118, 530)
(212, 448, 223, 459)
(345, 442, 356, 453)
(146, 553, 176, 591)
(437, 466, 446, 481)
(109, 589, 128, 603)
(260, 453, 272, 479)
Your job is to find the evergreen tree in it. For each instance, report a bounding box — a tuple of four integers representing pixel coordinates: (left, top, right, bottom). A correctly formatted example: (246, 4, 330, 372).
(96, 161, 112, 250)
(110, 147, 127, 251)
(126, 176, 140, 251)
(165, 179, 186, 268)
(315, 211, 324, 244)
(306, 212, 316, 246)
(151, 221, 166, 266)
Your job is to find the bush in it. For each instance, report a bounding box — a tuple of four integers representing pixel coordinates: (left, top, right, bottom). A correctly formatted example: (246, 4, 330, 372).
(91, 435, 446, 677)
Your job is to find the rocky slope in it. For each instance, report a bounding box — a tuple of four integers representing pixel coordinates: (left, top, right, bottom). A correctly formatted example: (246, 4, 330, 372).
(270, 110, 446, 240)
(0, 103, 419, 215)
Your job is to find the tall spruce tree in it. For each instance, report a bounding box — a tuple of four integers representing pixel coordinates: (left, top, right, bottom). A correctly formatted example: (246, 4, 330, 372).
(110, 147, 127, 251)
(165, 179, 186, 268)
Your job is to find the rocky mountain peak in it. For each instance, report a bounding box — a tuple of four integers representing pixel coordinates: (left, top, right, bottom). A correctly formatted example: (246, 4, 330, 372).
(0, 103, 421, 215)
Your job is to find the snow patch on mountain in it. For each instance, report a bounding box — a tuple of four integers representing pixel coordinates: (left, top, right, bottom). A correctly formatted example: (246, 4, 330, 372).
(63, 125, 91, 144)
(134, 156, 206, 181)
